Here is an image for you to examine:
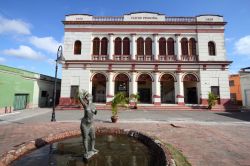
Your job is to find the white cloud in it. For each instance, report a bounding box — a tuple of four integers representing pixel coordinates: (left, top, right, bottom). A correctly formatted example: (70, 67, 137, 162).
(47, 58, 56, 65)
(29, 36, 61, 54)
(234, 35, 250, 56)
(0, 57, 6, 63)
(225, 37, 234, 42)
(2, 45, 45, 60)
(0, 16, 31, 35)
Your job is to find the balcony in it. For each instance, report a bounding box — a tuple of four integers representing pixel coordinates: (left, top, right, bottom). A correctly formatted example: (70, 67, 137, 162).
(136, 55, 153, 61)
(92, 55, 108, 61)
(159, 55, 177, 61)
(181, 55, 198, 61)
(113, 55, 130, 61)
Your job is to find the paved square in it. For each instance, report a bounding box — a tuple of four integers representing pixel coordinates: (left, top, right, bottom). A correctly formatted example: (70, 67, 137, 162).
(1, 109, 250, 166)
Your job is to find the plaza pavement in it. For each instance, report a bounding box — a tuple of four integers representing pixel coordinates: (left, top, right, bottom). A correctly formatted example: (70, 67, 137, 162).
(1, 108, 250, 166)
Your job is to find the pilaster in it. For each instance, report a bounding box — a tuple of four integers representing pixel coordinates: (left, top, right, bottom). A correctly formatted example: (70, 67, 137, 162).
(175, 34, 181, 61)
(108, 33, 114, 60)
(131, 34, 136, 60)
(175, 72, 185, 105)
(152, 72, 161, 105)
(153, 34, 159, 60)
(106, 71, 114, 104)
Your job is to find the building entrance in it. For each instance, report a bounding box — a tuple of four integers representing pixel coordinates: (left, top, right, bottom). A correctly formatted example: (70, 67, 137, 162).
(186, 87, 198, 104)
(114, 73, 129, 97)
(183, 74, 199, 104)
(160, 74, 175, 104)
(92, 73, 106, 103)
(137, 74, 152, 103)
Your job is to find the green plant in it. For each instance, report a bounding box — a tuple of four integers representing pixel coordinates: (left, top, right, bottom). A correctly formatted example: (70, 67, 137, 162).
(129, 93, 140, 102)
(208, 92, 218, 109)
(111, 92, 128, 116)
(129, 93, 140, 109)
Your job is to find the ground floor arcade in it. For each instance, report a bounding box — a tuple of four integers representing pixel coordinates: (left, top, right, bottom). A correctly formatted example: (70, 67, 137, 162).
(73, 71, 202, 105)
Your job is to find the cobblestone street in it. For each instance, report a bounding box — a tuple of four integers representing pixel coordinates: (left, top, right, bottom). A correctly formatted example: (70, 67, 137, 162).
(1, 109, 250, 166)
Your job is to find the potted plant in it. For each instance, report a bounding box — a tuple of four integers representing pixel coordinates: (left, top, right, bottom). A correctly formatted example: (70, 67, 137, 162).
(111, 92, 128, 123)
(208, 92, 218, 110)
(129, 93, 140, 109)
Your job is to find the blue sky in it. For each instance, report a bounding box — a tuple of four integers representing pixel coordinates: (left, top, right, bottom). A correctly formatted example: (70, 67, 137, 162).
(0, 0, 250, 77)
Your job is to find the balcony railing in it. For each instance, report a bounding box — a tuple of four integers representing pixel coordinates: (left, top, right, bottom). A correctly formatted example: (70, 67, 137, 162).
(181, 55, 198, 61)
(113, 55, 130, 61)
(92, 54, 199, 61)
(92, 55, 108, 61)
(136, 55, 153, 61)
(159, 55, 177, 61)
(93, 16, 124, 21)
(165, 17, 196, 22)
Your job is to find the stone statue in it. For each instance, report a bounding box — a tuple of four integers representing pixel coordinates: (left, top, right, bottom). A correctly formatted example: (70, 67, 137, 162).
(79, 91, 98, 159)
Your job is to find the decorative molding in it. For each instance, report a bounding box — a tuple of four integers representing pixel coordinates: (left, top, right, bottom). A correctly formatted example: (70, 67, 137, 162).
(159, 73, 176, 82)
(136, 73, 154, 82)
(63, 21, 226, 26)
(65, 28, 224, 33)
(182, 73, 199, 82)
(90, 72, 108, 81)
(176, 95, 184, 98)
(113, 73, 131, 82)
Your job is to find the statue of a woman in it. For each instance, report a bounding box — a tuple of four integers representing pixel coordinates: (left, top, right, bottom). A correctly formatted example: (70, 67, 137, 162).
(79, 93, 98, 159)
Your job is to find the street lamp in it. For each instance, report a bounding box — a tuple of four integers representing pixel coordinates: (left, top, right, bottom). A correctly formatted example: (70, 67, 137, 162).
(51, 45, 65, 122)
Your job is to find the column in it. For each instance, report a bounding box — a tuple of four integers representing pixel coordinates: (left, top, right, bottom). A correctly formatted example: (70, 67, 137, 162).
(106, 72, 114, 104)
(129, 72, 138, 105)
(88, 78, 92, 95)
(175, 34, 181, 61)
(175, 72, 184, 105)
(109, 33, 114, 60)
(131, 34, 136, 60)
(153, 34, 159, 60)
(196, 81, 201, 104)
(152, 72, 161, 105)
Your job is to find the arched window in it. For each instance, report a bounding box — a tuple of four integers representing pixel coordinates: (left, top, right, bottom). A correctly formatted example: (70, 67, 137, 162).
(208, 41, 216, 55)
(123, 37, 130, 55)
(145, 37, 152, 55)
(189, 38, 196, 55)
(93, 38, 100, 55)
(181, 38, 188, 55)
(137, 37, 144, 55)
(114, 37, 122, 55)
(167, 38, 175, 55)
(101, 37, 108, 55)
(159, 38, 166, 55)
(74, 40, 81, 55)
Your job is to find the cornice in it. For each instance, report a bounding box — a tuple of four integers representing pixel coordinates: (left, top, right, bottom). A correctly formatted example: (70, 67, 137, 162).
(63, 21, 226, 26)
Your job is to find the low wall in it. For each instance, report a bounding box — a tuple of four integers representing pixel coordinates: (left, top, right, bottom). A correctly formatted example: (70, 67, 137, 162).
(0, 127, 174, 166)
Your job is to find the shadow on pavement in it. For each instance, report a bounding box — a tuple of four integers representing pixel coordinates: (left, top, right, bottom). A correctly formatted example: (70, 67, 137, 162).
(215, 112, 250, 122)
(0, 119, 24, 124)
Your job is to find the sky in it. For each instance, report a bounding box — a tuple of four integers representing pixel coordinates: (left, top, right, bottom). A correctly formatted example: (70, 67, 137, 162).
(0, 0, 250, 77)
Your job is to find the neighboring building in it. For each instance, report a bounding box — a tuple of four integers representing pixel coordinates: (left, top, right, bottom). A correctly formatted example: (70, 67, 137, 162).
(0, 65, 61, 114)
(59, 12, 231, 107)
(239, 67, 250, 108)
(229, 74, 242, 105)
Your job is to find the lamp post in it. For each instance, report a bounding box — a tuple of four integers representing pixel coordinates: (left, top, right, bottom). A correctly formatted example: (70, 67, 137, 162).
(51, 45, 65, 122)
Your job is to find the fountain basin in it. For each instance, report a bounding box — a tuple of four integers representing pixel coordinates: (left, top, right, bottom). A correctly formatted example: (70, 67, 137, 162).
(1, 127, 173, 166)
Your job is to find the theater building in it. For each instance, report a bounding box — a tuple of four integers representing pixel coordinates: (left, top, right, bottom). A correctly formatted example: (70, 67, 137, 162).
(59, 12, 231, 107)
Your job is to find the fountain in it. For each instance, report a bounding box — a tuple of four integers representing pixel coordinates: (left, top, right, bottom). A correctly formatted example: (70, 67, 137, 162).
(5, 92, 171, 166)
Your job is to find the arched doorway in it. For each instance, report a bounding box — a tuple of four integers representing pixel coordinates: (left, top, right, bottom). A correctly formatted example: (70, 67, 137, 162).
(92, 73, 106, 103)
(160, 74, 175, 103)
(183, 74, 198, 104)
(137, 74, 152, 103)
(114, 73, 129, 97)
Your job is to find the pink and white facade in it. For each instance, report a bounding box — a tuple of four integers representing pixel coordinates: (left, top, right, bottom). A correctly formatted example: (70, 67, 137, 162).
(59, 12, 231, 107)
